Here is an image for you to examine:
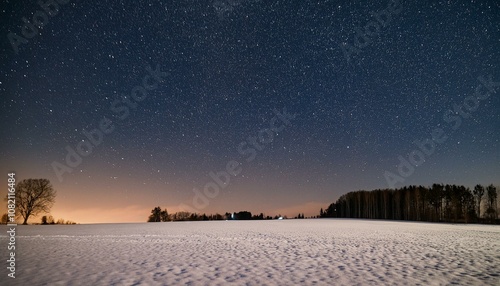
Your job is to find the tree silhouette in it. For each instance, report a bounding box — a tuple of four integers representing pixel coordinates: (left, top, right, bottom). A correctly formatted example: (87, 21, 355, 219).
(146, 209, 276, 222)
(485, 185, 497, 221)
(233, 211, 252, 220)
(11, 179, 56, 225)
(326, 183, 497, 224)
(429, 184, 443, 221)
(160, 209, 169, 222)
(473, 184, 485, 219)
(1, 213, 8, 224)
(148, 206, 162, 222)
(462, 188, 476, 223)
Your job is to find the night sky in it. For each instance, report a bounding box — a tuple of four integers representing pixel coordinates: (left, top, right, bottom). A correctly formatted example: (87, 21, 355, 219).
(1, 0, 499, 223)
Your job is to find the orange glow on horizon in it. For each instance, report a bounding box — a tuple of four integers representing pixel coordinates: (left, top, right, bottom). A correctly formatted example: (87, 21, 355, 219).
(12, 201, 326, 224)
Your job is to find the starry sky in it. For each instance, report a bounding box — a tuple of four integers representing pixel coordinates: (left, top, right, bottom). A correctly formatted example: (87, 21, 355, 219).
(1, 0, 499, 223)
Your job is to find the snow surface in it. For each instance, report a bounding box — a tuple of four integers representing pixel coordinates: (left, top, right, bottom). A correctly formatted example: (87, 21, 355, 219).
(1, 219, 499, 285)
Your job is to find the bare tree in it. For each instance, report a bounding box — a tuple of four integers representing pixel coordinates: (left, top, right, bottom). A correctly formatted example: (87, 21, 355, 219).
(14, 179, 56, 225)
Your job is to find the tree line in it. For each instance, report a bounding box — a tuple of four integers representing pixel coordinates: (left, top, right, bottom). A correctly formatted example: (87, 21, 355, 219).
(1, 212, 77, 225)
(40, 215, 76, 225)
(147, 207, 293, 222)
(320, 184, 498, 224)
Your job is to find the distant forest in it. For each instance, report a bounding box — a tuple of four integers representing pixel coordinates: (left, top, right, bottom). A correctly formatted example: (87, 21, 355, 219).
(147, 184, 498, 224)
(147, 208, 297, 222)
(320, 184, 498, 224)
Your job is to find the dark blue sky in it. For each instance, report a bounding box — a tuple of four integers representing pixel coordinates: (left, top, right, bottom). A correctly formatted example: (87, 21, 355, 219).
(1, 0, 499, 222)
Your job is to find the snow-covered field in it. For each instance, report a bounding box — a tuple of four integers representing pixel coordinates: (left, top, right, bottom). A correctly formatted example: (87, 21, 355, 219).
(1, 219, 499, 285)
